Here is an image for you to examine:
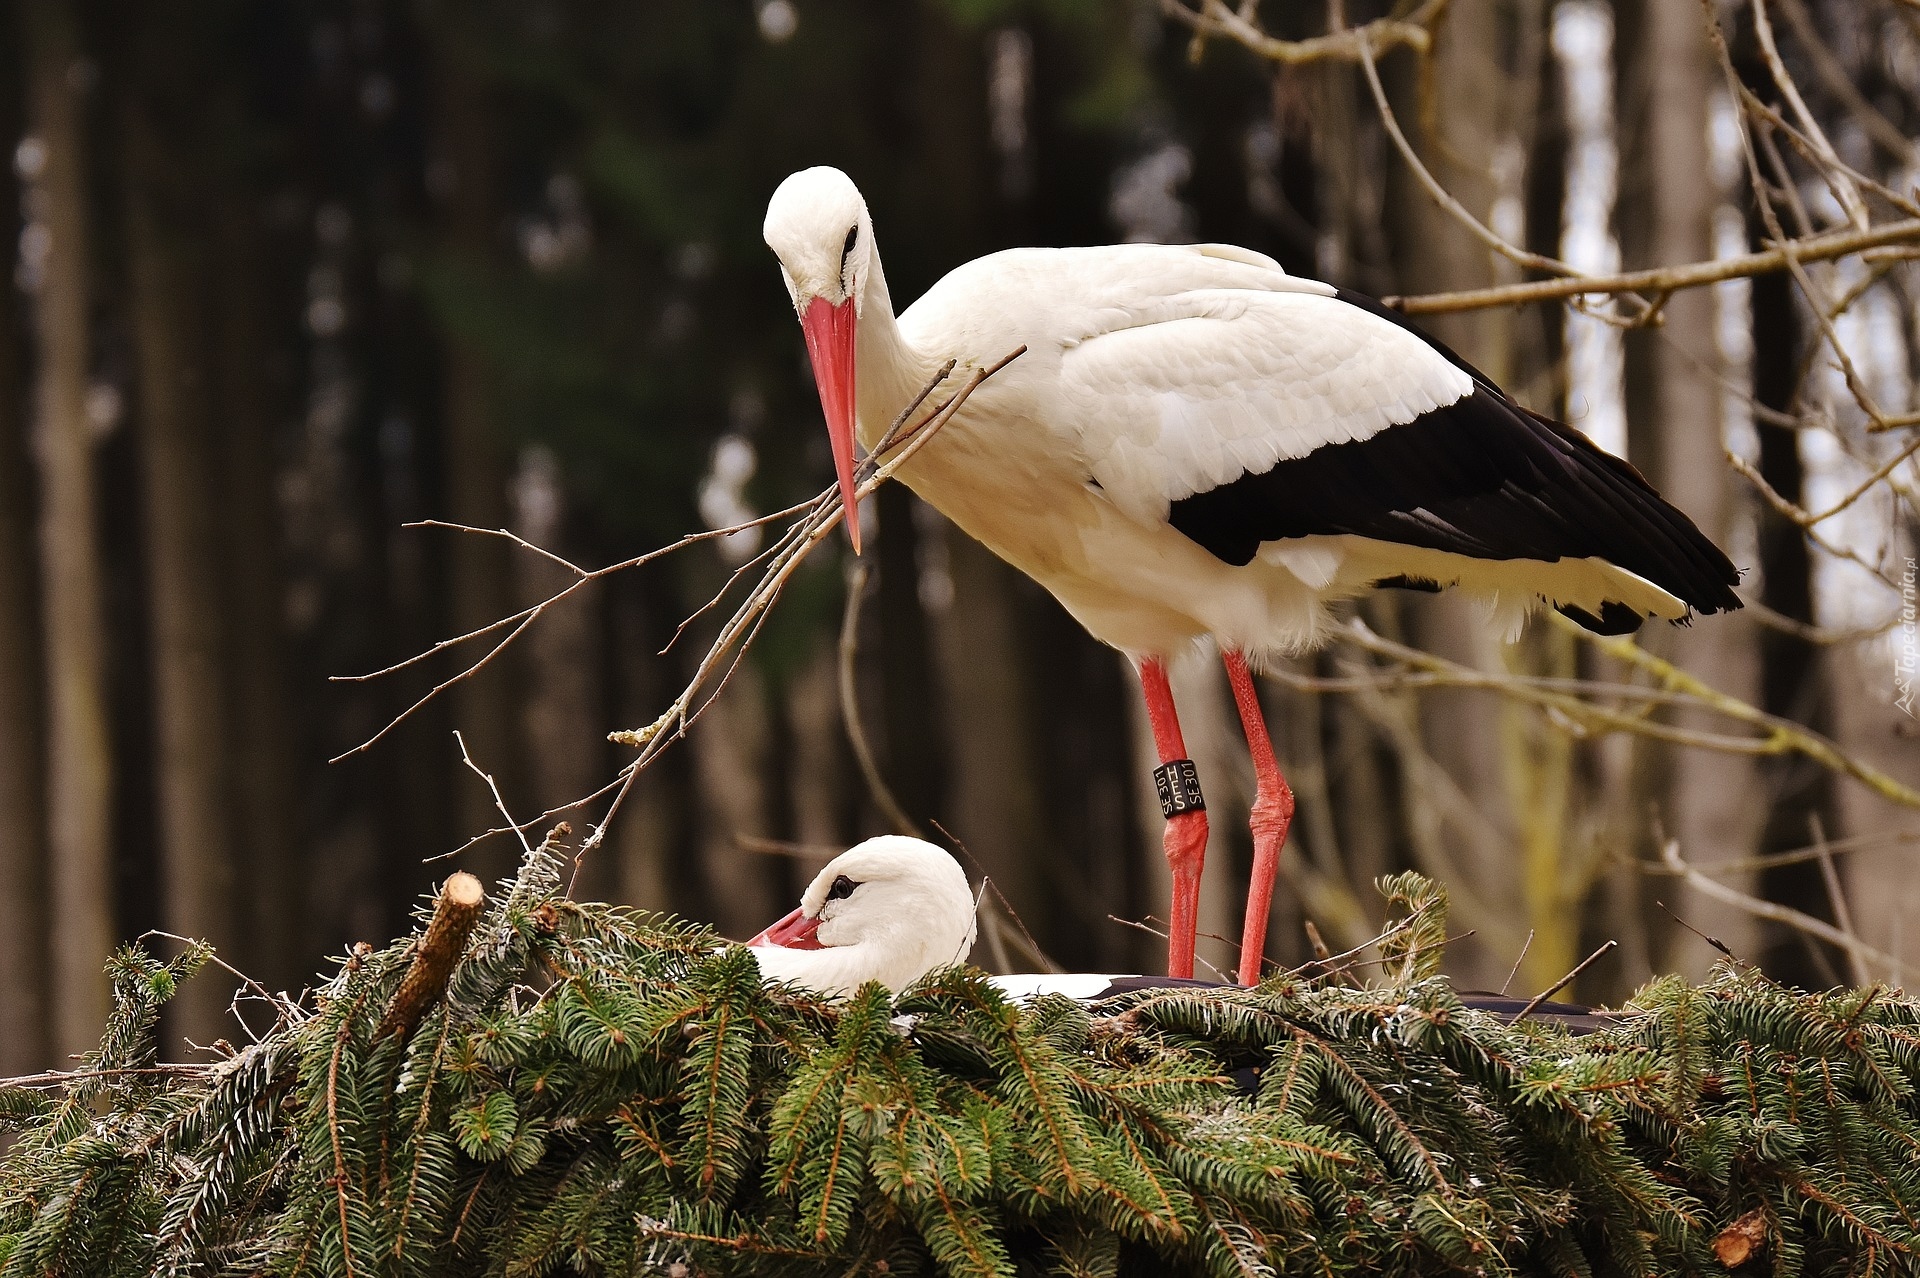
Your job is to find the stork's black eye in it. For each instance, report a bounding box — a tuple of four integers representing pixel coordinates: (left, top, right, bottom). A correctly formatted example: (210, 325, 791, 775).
(826, 874, 858, 902)
(840, 225, 858, 267)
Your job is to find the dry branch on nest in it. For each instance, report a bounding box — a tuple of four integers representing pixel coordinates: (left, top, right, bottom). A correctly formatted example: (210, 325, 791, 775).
(373, 873, 486, 1044)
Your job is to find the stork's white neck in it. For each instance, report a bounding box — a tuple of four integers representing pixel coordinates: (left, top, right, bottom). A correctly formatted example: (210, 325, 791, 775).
(853, 239, 939, 454)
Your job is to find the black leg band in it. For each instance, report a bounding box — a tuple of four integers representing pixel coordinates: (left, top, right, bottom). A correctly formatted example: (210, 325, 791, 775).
(1153, 759, 1205, 817)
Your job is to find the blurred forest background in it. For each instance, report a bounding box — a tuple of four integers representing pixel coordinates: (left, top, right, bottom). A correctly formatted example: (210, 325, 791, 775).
(0, 0, 1916, 1067)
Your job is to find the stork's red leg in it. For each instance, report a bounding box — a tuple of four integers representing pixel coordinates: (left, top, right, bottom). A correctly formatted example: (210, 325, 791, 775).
(1138, 658, 1208, 980)
(1222, 650, 1294, 986)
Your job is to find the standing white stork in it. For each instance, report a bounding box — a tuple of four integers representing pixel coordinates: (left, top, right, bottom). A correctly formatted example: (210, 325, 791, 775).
(762, 166, 1740, 987)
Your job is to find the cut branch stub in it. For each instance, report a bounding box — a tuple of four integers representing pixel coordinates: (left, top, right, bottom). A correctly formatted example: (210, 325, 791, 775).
(1713, 1207, 1770, 1269)
(374, 872, 486, 1043)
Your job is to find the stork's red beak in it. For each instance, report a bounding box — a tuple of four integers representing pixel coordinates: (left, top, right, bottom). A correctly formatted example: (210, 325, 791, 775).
(746, 906, 824, 950)
(800, 296, 862, 554)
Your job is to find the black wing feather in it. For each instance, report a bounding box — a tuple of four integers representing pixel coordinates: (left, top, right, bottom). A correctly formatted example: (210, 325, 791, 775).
(1166, 290, 1743, 623)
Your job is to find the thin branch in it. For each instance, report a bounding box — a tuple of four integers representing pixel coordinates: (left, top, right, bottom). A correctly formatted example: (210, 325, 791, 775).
(1339, 619, 1886, 771)
(733, 834, 846, 860)
(1159, 0, 1444, 66)
(1773, 0, 1917, 165)
(584, 349, 1026, 856)
(1659, 838, 1914, 980)
(454, 730, 535, 858)
(1500, 931, 1534, 998)
(0, 1064, 219, 1090)
(1711, 16, 1914, 432)
(1725, 451, 1904, 583)
(338, 500, 815, 688)
(1286, 901, 1434, 980)
(1736, 594, 1903, 646)
(1106, 915, 1233, 984)
(421, 351, 1016, 865)
(331, 612, 540, 763)
(1646, 827, 1920, 875)
(1516, 941, 1617, 1021)
(1751, 0, 1868, 230)
(1552, 615, 1920, 809)
(1382, 217, 1920, 314)
(1810, 813, 1870, 988)
(838, 561, 922, 838)
(930, 818, 1062, 974)
(1656, 899, 1748, 966)
(1354, 25, 1577, 280)
(404, 519, 590, 577)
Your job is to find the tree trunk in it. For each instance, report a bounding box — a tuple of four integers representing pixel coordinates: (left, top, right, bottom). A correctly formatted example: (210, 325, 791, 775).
(0, 0, 53, 1073)
(874, 485, 946, 828)
(431, 41, 519, 888)
(212, 183, 299, 993)
(1380, 0, 1532, 987)
(785, 637, 847, 863)
(690, 646, 780, 939)
(123, 86, 239, 1046)
(23, 0, 114, 1060)
(1745, 261, 1844, 983)
(929, 524, 1047, 944)
(610, 575, 685, 913)
(513, 448, 607, 898)
(1614, 0, 1764, 973)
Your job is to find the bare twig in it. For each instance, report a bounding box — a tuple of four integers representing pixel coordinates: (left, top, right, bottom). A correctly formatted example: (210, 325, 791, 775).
(0, 1064, 218, 1090)
(1328, 618, 1920, 809)
(1751, 0, 1867, 230)
(1809, 814, 1870, 988)
(1160, 0, 1444, 65)
(584, 349, 1026, 859)
(1516, 940, 1617, 1021)
(1383, 218, 1920, 314)
(326, 500, 819, 761)
(1106, 915, 1233, 983)
(454, 731, 534, 858)
(733, 834, 846, 860)
(1324, 929, 1476, 981)
(1500, 930, 1534, 997)
(1354, 26, 1577, 280)
(415, 351, 1017, 866)
(140, 930, 288, 1022)
(1552, 616, 1920, 810)
(1648, 828, 1920, 875)
(1655, 899, 1747, 966)
(1737, 595, 1903, 647)
(1286, 900, 1434, 980)
(929, 818, 1062, 973)
(1659, 838, 1913, 981)
(839, 561, 922, 838)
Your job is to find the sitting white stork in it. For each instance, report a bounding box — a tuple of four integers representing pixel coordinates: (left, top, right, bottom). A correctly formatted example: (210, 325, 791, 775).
(761, 166, 1740, 987)
(746, 835, 978, 999)
(745, 837, 1617, 1036)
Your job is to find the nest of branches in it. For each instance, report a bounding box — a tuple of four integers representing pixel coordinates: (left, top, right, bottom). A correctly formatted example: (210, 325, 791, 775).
(1, 837, 1918, 1278)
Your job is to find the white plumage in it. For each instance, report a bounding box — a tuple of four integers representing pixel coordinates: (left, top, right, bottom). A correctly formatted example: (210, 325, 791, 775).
(762, 166, 1740, 986)
(747, 837, 978, 1000)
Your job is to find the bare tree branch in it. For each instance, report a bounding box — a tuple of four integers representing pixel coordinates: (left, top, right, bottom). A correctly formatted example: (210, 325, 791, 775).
(1159, 0, 1445, 66)
(1384, 218, 1920, 315)
(1659, 837, 1913, 981)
